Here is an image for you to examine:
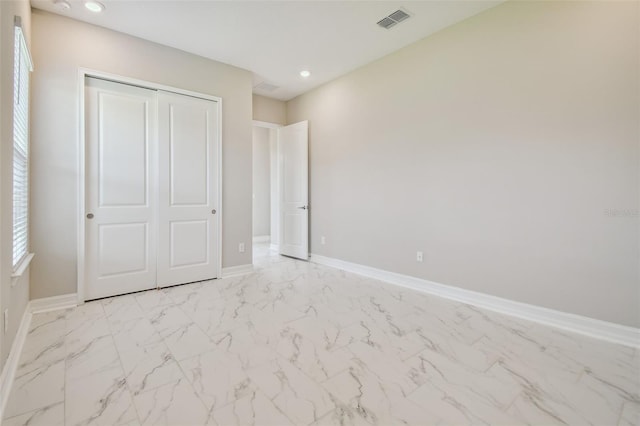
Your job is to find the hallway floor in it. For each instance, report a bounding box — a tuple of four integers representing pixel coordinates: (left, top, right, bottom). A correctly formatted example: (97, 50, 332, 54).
(3, 244, 639, 425)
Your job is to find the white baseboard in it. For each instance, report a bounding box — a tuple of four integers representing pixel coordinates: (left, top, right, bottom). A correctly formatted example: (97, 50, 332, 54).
(222, 264, 254, 278)
(0, 304, 31, 420)
(269, 244, 279, 252)
(252, 236, 270, 243)
(0, 293, 78, 418)
(309, 254, 640, 348)
(30, 293, 78, 314)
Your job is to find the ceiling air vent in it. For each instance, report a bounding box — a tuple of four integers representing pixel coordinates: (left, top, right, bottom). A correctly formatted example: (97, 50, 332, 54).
(388, 9, 410, 23)
(377, 9, 411, 29)
(254, 81, 279, 92)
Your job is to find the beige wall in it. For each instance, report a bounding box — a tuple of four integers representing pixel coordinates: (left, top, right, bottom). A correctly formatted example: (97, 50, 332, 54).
(253, 94, 286, 125)
(252, 127, 271, 237)
(0, 0, 31, 369)
(287, 0, 640, 327)
(30, 10, 254, 299)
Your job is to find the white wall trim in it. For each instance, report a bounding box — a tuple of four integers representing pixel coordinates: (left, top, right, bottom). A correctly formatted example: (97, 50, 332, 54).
(0, 306, 31, 420)
(77, 69, 87, 303)
(30, 293, 78, 314)
(252, 235, 270, 243)
(222, 264, 254, 278)
(252, 120, 282, 129)
(309, 254, 640, 348)
(11, 253, 35, 280)
(80, 68, 224, 103)
(10, 253, 35, 288)
(0, 294, 78, 418)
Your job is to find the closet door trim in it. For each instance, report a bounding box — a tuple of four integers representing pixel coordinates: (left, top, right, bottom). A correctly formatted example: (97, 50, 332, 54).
(77, 68, 223, 304)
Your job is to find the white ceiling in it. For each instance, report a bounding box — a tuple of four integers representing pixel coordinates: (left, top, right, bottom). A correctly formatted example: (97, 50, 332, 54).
(31, 0, 502, 101)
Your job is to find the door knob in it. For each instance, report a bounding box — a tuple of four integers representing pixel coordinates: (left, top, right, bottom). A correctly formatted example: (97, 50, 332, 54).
(86, 213, 94, 219)
(297, 206, 308, 210)
(211, 209, 217, 214)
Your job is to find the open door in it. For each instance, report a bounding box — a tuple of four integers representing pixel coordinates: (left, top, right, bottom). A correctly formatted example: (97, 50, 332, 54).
(279, 121, 309, 260)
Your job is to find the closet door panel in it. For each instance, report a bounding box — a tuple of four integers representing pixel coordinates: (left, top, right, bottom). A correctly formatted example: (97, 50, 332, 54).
(170, 104, 209, 205)
(85, 77, 158, 300)
(157, 91, 219, 287)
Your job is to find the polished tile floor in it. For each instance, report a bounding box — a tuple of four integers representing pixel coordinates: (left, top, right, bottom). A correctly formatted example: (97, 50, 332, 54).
(3, 244, 639, 425)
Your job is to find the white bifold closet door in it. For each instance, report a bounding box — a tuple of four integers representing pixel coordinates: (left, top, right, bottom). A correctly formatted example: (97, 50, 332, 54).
(85, 78, 219, 301)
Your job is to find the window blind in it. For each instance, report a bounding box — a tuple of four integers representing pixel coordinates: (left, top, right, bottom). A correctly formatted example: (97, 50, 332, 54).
(13, 23, 32, 269)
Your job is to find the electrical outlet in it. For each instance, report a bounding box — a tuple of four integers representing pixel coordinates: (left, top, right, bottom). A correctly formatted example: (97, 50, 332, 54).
(321, 236, 326, 245)
(4, 309, 8, 333)
(239, 243, 245, 253)
(416, 251, 424, 262)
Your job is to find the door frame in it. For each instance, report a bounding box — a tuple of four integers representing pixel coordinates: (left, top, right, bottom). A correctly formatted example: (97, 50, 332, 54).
(76, 68, 223, 304)
(252, 120, 282, 252)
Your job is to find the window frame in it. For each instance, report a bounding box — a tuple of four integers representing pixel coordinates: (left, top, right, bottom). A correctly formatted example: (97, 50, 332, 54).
(12, 18, 33, 275)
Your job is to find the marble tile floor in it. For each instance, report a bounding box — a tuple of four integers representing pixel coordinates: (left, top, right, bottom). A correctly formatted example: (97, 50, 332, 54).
(3, 244, 639, 425)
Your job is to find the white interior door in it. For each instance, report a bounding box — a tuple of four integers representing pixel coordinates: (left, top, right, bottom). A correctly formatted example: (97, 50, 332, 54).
(156, 91, 220, 287)
(85, 78, 158, 300)
(279, 121, 309, 259)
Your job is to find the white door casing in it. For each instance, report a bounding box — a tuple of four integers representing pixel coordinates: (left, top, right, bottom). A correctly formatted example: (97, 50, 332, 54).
(279, 121, 309, 260)
(156, 90, 220, 287)
(85, 78, 158, 300)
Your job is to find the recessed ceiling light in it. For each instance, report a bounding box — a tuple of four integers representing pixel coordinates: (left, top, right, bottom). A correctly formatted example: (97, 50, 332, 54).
(84, 1, 104, 12)
(53, 0, 71, 11)
(300, 70, 311, 78)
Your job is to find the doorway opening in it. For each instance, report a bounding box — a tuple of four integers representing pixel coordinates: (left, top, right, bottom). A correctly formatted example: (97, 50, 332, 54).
(252, 122, 280, 263)
(252, 120, 309, 264)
